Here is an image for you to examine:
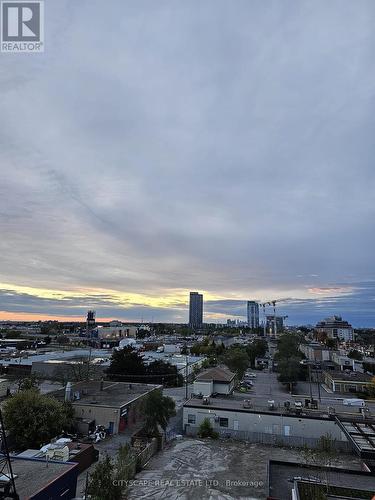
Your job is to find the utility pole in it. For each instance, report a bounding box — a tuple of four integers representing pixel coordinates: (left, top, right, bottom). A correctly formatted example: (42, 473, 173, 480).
(273, 301, 277, 338)
(262, 304, 266, 337)
(185, 350, 189, 400)
(308, 363, 313, 401)
(316, 368, 321, 402)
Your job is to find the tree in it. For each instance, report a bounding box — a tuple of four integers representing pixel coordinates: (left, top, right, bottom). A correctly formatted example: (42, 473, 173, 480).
(51, 357, 101, 384)
(180, 344, 188, 355)
(107, 347, 183, 387)
(325, 338, 337, 349)
(246, 339, 268, 368)
(3, 390, 74, 449)
(56, 334, 70, 345)
(17, 374, 39, 392)
(274, 332, 303, 361)
(347, 349, 363, 361)
(87, 454, 122, 500)
(117, 443, 137, 482)
(277, 357, 302, 392)
(143, 390, 176, 437)
(198, 418, 219, 439)
(221, 348, 249, 379)
(107, 346, 146, 382)
(146, 360, 183, 387)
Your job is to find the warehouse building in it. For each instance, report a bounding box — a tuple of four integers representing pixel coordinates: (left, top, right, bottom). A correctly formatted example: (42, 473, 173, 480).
(52, 380, 161, 435)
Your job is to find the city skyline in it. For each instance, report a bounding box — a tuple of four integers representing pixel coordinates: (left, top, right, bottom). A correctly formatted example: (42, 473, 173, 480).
(1, 1, 375, 326)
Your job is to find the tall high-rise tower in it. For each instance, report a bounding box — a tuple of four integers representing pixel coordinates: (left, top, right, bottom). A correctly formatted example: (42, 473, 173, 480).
(189, 292, 203, 329)
(247, 301, 259, 330)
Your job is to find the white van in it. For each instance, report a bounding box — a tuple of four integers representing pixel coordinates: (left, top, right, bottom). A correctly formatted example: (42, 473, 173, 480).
(342, 398, 366, 407)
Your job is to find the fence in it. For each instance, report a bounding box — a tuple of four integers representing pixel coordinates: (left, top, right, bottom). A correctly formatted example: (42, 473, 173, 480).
(185, 427, 351, 452)
(136, 437, 158, 468)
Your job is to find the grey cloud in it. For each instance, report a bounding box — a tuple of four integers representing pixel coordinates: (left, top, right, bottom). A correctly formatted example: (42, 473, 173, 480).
(0, 0, 374, 323)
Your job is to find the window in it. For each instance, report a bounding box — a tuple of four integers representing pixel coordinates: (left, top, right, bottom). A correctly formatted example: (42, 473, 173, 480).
(188, 414, 196, 424)
(219, 418, 228, 428)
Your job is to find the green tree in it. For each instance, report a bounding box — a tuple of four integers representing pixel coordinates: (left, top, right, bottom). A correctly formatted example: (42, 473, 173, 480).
(146, 360, 183, 387)
(117, 443, 137, 482)
(246, 339, 268, 368)
(274, 332, 303, 361)
(277, 357, 302, 392)
(87, 454, 122, 500)
(143, 390, 176, 437)
(17, 374, 39, 392)
(325, 338, 337, 349)
(5, 330, 22, 339)
(56, 334, 70, 345)
(198, 418, 219, 439)
(3, 390, 74, 449)
(107, 346, 146, 382)
(221, 348, 249, 378)
(347, 349, 363, 361)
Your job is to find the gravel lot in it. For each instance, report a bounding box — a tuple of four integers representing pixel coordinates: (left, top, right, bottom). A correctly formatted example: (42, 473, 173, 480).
(128, 438, 362, 500)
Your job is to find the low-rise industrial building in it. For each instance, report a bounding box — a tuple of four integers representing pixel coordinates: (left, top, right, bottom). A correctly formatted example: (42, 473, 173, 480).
(331, 351, 363, 372)
(0, 348, 112, 377)
(268, 460, 375, 500)
(97, 323, 138, 339)
(183, 397, 349, 449)
(193, 366, 236, 396)
(323, 370, 372, 394)
(300, 342, 331, 363)
(52, 380, 161, 435)
(5, 456, 79, 500)
(17, 442, 98, 474)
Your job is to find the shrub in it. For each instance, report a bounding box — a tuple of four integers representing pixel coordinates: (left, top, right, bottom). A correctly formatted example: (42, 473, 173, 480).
(198, 418, 219, 439)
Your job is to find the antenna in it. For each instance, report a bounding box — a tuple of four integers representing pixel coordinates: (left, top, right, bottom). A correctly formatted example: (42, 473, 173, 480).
(0, 409, 19, 499)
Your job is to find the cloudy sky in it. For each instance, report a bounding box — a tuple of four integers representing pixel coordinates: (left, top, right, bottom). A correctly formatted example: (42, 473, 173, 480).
(1, 0, 375, 326)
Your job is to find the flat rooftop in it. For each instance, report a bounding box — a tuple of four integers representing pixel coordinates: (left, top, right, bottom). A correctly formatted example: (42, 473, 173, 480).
(268, 460, 375, 500)
(126, 439, 363, 500)
(0, 348, 112, 366)
(338, 419, 375, 459)
(184, 396, 332, 418)
(5, 456, 78, 499)
(53, 381, 161, 408)
(325, 370, 372, 382)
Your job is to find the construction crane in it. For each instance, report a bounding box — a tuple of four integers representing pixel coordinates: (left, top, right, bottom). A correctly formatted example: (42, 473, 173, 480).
(259, 299, 291, 338)
(260, 296, 313, 337)
(260, 300, 280, 337)
(0, 409, 19, 499)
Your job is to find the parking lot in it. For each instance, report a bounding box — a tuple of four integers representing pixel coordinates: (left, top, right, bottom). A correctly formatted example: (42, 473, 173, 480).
(233, 370, 375, 415)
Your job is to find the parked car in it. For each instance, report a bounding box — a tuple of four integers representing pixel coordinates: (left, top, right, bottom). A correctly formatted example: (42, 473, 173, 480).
(239, 387, 251, 393)
(241, 380, 253, 387)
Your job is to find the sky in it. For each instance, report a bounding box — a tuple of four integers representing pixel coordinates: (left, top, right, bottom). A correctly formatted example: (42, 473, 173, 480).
(0, 0, 375, 326)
